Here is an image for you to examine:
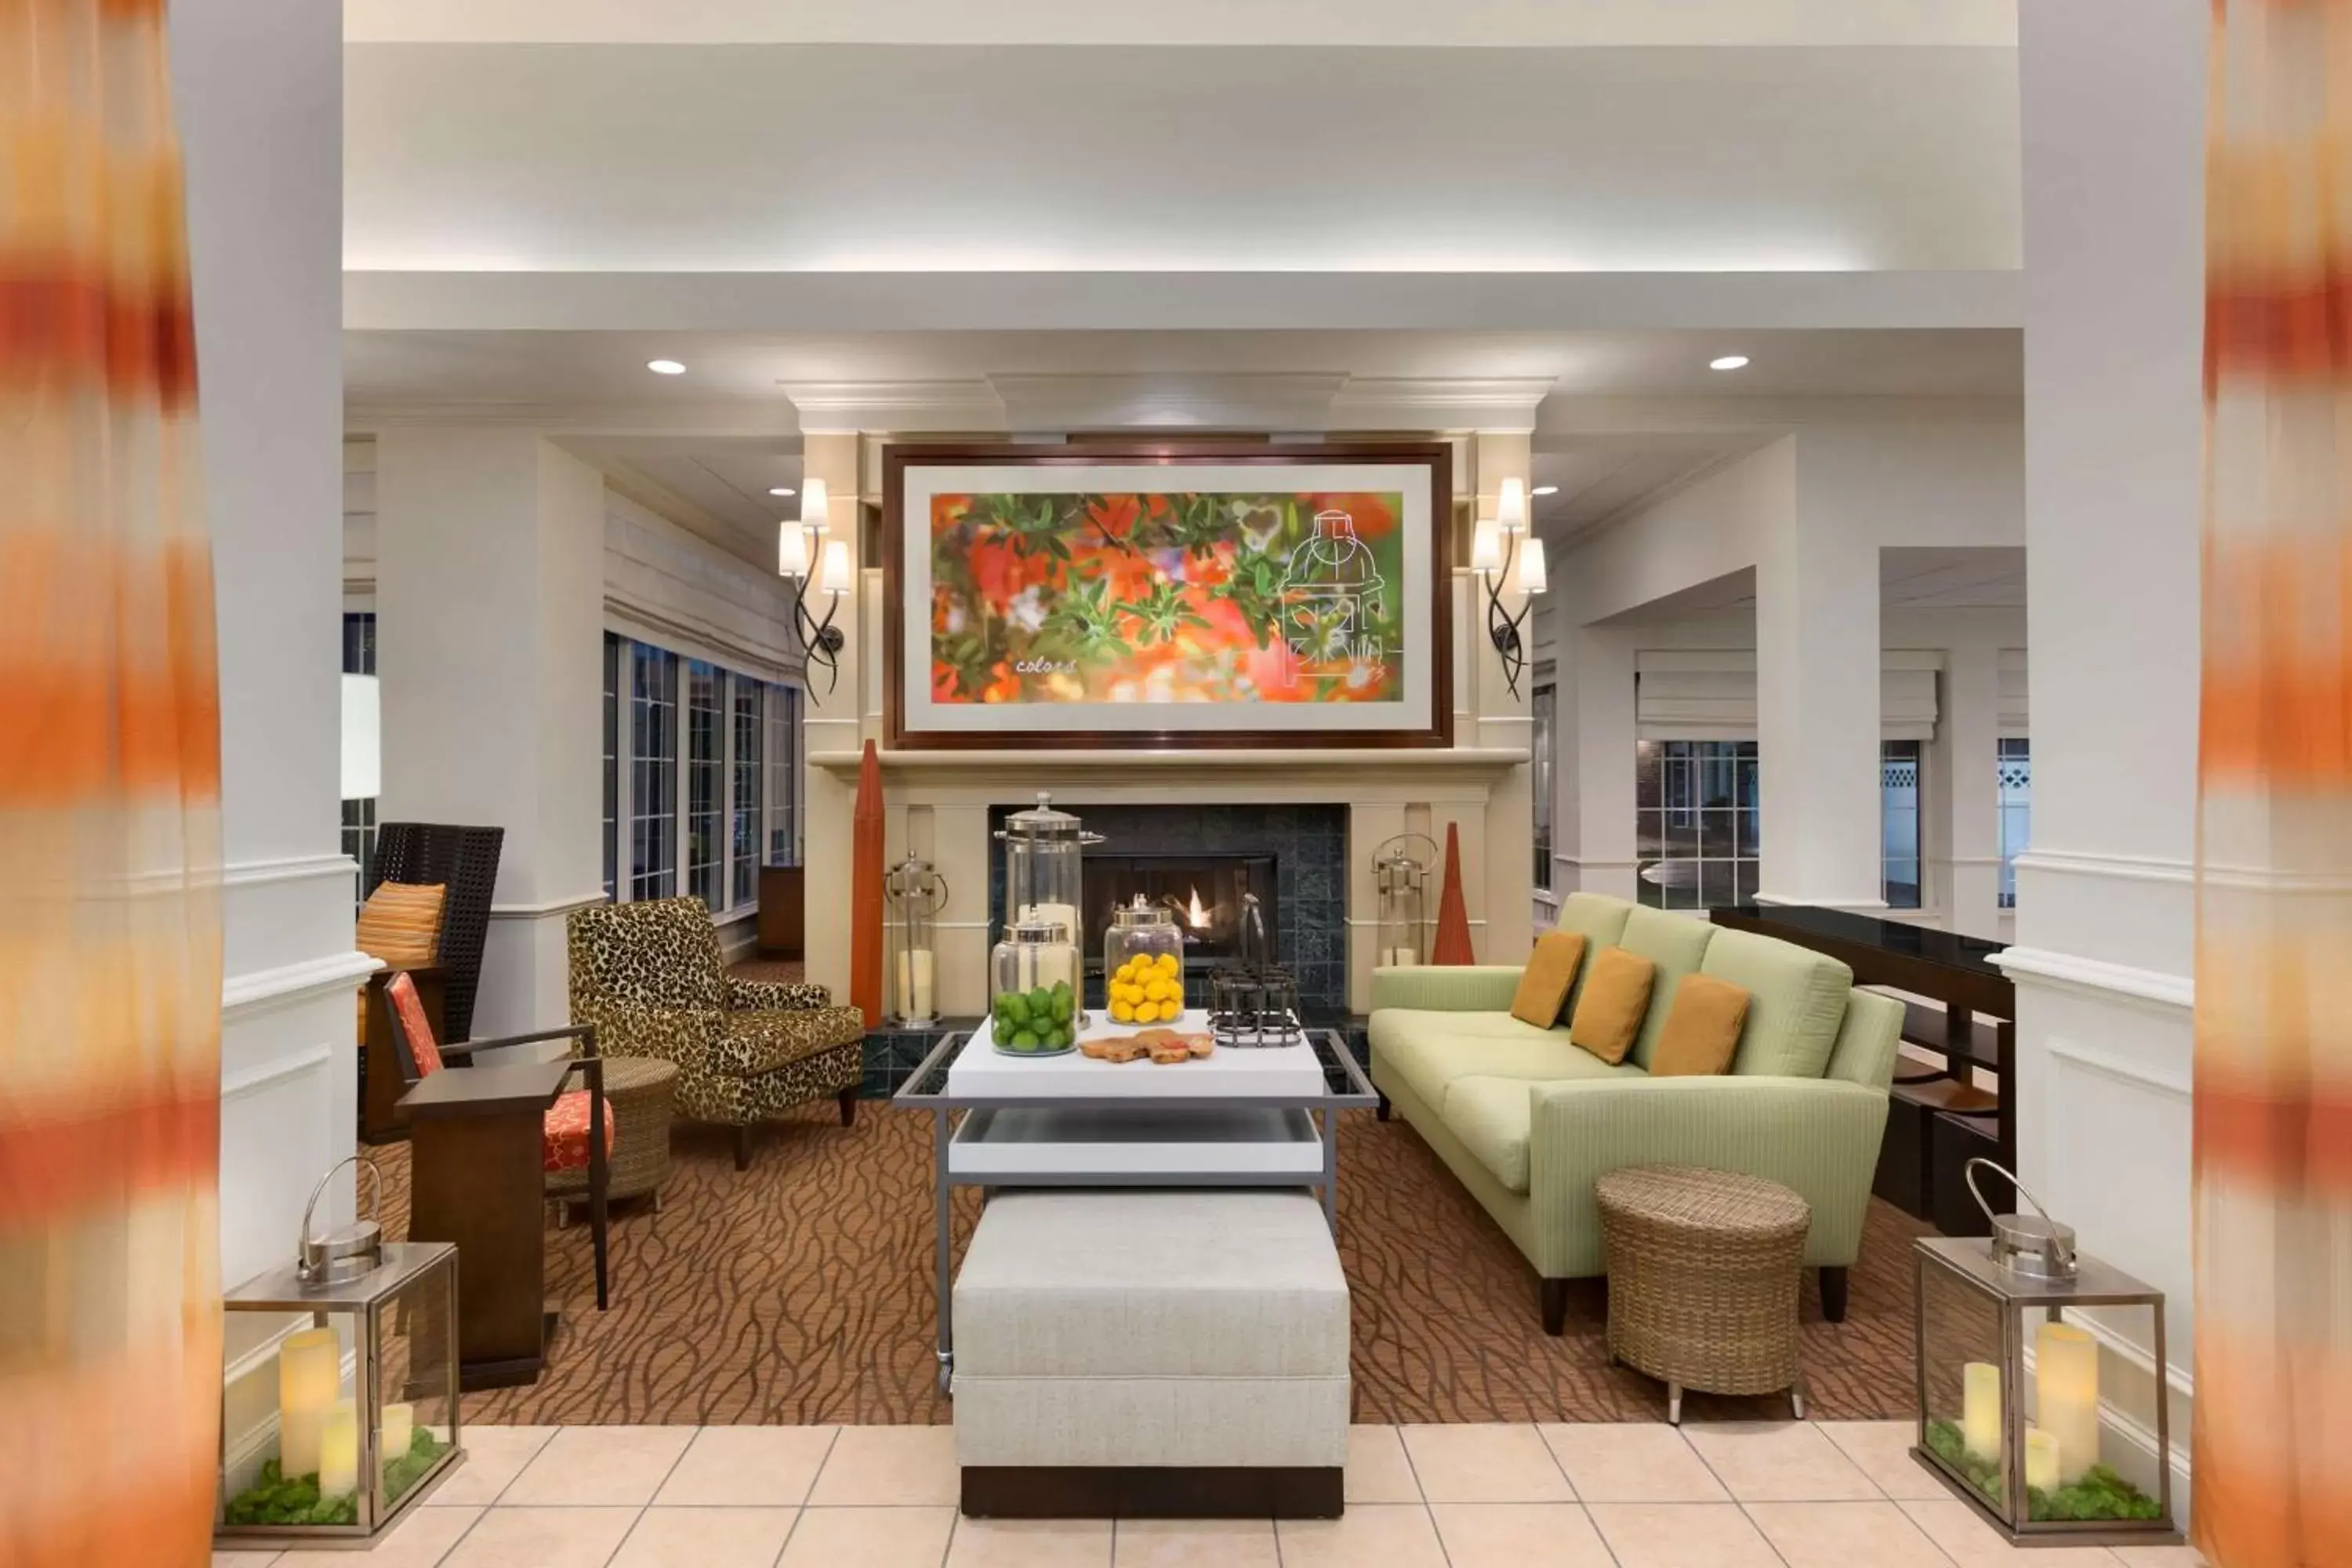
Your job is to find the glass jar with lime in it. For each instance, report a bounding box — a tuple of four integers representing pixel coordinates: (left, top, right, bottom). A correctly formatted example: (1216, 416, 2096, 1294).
(989, 914, 1079, 1054)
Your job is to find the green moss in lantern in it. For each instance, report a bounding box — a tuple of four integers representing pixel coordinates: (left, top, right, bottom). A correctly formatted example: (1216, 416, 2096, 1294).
(383, 1425, 449, 1503)
(224, 1461, 358, 1527)
(1925, 1418, 2161, 1523)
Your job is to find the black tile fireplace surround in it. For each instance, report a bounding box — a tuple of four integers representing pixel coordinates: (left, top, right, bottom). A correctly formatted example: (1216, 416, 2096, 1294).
(987, 803, 1348, 1019)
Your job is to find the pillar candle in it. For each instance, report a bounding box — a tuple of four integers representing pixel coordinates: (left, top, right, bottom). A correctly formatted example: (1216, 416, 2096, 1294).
(1023, 902, 1081, 948)
(2035, 1320, 2101, 1483)
(896, 949, 935, 1018)
(1962, 1360, 2004, 1463)
(1392, 946, 1417, 967)
(278, 1326, 340, 1479)
(380, 1402, 414, 1465)
(318, 1398, 361, 1500)
(2024, 1424, 2061, 1493)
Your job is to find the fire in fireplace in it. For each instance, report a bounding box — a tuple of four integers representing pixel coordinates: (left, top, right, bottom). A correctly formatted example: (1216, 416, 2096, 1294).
(1082, 852, 1277, 974)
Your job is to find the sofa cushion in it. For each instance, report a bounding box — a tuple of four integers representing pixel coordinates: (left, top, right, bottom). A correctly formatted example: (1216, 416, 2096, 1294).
(1568, 946, 1655, 1064)
(1698, 925, 1854, 1078)
(1370, 1009, 1639, 1116)
(1650, 973, 1751, 1077)
(1616, 907, 1719, 1069)
(1441, 1076, 1536, 1193)
(1553, 893, 1635, 1014)
(1509, 931, 1588, 1029)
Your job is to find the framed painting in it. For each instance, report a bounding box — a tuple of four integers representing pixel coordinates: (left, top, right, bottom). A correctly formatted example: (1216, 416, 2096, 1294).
(883, 442, 1454, 750)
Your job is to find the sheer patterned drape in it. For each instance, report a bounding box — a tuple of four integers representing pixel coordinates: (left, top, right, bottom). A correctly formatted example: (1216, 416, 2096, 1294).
(2199, 2, 2352, 1561)
(0, 1, 223, 1563)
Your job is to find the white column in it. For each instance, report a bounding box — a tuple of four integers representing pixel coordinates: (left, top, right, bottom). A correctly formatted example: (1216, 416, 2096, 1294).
(1755, 485, 1884, 909)
(1565, 626, 1639, 901)
(800, 433, 865, 1002)
(2008, 0, 2202, 1501)
(1942, 637, 2005, 938)
(1473, 432, 1535, 960)
(375, 430, 607, 1036)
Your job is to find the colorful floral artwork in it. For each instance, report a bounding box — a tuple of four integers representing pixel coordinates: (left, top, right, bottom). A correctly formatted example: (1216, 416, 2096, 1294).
(927, 489, 1407, 707)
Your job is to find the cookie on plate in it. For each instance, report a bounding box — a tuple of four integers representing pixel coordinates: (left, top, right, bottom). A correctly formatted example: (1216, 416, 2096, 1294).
(1147, 1039, 1193, 1065)
(1080, 1036, 1149, 1064)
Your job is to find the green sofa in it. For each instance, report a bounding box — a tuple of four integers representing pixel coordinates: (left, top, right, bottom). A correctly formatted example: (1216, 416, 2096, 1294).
(1367, 892, 1901, 1334)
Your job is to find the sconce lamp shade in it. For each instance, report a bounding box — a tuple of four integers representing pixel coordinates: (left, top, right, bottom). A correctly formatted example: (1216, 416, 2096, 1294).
(1470, 517, 1504, 574)
(818, 539, 854, 595)
(778, 521, 810, 578)
(340, 674, 379, 801)
(1497, 477, 1527, 532)
(800, 477, 829, 530)
(1519, 538, 1548, 596)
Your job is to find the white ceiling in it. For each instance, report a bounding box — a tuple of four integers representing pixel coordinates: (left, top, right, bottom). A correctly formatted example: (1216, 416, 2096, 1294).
(347, 0, 2016, 48)
(1594, 546, 2027, 622)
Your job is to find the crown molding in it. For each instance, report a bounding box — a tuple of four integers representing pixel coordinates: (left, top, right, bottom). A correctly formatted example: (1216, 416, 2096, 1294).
(782, 379, 1007, 434)
(1537, 394, 2022, 439)
(346, 398, 797, 437)
(1329, 376, 1555, 432)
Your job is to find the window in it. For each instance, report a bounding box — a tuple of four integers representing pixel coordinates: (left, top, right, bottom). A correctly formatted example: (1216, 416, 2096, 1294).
(602, 633, 619, 902)
(685, 661, 724, 908)
(629, 643, 679, 900)
(341, 612, 377, 908)
(1998, 738, 2031, 910)
(1636, 739, 1758, 911)
(1530, 682, 1556, 891)
(767, 682, 803, 867)
(1882, 739, 1923, 910)
(731, 678, 762, 906)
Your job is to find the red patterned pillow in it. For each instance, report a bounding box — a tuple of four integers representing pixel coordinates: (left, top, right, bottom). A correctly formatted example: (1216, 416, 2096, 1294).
(384, 971, 444, 1076)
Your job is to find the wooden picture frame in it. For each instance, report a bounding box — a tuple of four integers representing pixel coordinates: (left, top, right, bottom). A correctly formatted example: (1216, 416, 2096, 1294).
(883, 441, 1454, 751)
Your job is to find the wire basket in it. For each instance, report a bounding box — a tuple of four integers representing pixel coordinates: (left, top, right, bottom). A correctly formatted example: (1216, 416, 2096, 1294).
(1208, 966, 1304, 1048)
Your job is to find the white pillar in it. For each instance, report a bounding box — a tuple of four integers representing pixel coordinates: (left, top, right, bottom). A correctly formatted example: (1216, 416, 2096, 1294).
(375, 430, 607, 1036)
(1565, 626, 1639, 902)
(800, 433, 866, 1002)
(1474, 432, 1536, 960)
(2009, 0, 2203, 1499)
(176, 0, 362, 1287)
(1755, 482, 1884, 909)
(1942, 637, 2005, 938)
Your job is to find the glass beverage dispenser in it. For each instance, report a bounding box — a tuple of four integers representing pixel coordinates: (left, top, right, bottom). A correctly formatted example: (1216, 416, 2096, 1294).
(995, 793, 1102, 1024)
(1374, 833, 1436, 967)
(884, 853, 949, 1027)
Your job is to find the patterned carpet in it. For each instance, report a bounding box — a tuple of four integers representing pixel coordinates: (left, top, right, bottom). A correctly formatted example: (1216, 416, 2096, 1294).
(374, 1094, 1928, 1427)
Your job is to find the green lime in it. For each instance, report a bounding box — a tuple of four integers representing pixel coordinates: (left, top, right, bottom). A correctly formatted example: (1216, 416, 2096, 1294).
(1051, 982, 1075, 1022)
(1046, 1025, 1071, 1050)
(1000, 992, 1032, 1025)
(1010, 1029, 1042, 1051)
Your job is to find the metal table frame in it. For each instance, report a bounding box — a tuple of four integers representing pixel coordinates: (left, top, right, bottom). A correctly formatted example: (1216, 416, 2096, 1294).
(892, 1027, 1377, 1394)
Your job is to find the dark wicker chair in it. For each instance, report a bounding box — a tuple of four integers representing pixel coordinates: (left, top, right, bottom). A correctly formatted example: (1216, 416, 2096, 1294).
(372, 823, 503, 1041)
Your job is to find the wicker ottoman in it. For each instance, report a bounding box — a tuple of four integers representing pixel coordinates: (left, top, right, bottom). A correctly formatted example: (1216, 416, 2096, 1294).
(1596, 1165, 1812, 1424)
(548, 1055, 678, 1212)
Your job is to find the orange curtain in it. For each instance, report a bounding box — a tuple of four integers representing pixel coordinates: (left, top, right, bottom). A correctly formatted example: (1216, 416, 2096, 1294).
(2198, 3, 2352, 1563)
(0, 1, 224, 1564)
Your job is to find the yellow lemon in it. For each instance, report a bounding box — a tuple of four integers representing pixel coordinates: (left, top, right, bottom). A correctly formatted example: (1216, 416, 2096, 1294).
(1155, 952, 1180, 974)
(1111, 1000, 1136, 1023)
(1139, 978, 1165, 1004)
(1139, 1000, 1165, 1022)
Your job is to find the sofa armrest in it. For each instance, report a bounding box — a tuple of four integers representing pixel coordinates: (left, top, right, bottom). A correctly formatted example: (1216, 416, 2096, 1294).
(1529, 1075, 1890, 1268)
(1370, 965, 1523, 1014)
(728, 975, 833, 1012)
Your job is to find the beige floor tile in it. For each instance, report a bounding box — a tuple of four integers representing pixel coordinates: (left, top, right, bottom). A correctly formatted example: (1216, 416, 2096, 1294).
(1901, 1498, 2122, 1563)
(214, 1554, 281, 1566)
(2109, 1549, 2210, 1567)
(612, 1507, 799, 1568)
(1429, 1502, 1617, 1566)
(1747, 1500, 1955, 1568)
(776, 1506, 957, 1568)
(1586, 1502, 1784, 1568)
(946, 1516, 1112, 1566)
(1111, 1517, 1279, 1568)
(423, 1426, 559, 1506)
(1679, 1420, 1880, 1501)
(653, 1426, 839, 1506)
(499, 1425, 695, 1507)
(1538, 1422, 1728, 1503)
(440, 1506, 639, 1568)
(1817, 1420, 1950, 1501)
(1397, 1423, 1574, 1502)
(1345, 1424, 1424, 1503)
(270, 1504, 481, 1564)
(805, 1425, 960, 1507)
(1274, 1504, 1449, 1568)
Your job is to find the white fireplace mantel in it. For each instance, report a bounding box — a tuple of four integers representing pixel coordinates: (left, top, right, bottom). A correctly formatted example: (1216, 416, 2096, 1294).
(811, 746, 1528, 786)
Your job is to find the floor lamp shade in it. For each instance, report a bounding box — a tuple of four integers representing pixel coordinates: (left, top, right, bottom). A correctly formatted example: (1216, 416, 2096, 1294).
(342, 673, 380, 800)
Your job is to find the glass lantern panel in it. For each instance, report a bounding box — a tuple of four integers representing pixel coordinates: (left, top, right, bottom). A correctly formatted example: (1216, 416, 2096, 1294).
(1918, 1259, 2016, 1517)
(2021, 1305, 2167, 1529)
(373, 1261, 460, 1512)
(223, 1308, 369, 1530)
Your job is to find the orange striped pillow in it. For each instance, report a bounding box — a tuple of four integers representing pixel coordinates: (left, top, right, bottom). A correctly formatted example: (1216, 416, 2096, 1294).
(356, 882, 445, 967)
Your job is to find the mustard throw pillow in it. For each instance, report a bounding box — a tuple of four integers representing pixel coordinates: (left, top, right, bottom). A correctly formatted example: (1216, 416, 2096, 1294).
(1568, 946, 1656, 1064)
(1508, 931, 1588, 1029)
(356, 881, 446, 968)
(1651, 973, 1751, 1076)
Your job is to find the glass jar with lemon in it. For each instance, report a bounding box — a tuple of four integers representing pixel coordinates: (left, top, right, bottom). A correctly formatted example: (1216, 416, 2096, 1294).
(1104, 895, 1186, 1025)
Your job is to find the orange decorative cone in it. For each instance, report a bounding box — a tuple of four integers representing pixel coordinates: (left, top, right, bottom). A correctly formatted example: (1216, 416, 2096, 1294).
(851, 740, 885, 1027)
(1431, 822, 1475, 965)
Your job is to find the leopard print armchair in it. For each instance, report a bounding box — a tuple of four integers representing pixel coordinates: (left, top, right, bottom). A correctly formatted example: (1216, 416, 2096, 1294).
(567, 896, 866, 1170)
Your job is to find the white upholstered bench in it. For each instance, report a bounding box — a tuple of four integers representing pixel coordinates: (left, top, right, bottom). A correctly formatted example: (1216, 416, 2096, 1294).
(951, 1188, 1350, 1518)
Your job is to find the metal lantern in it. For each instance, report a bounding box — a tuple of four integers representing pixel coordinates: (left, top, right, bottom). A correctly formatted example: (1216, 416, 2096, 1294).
(1373, 833, 1437, 968)
(218, 1159, 463, 1548)
(995, 793, 1103, 1022)
(884, 853, 950, 1027)
(1910, 1161, 2179, 1548)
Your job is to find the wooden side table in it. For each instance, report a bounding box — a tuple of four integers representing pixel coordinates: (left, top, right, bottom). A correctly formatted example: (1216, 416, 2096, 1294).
(398, 1058, 570, 1391)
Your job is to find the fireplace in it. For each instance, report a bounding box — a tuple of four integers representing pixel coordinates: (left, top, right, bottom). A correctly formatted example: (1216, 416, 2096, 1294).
(1083, 853, 1278, 976)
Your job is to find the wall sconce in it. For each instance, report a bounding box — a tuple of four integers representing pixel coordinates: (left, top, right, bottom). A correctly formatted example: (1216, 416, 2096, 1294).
(1475, 477, 1546, 699)
(777, 477, 848, 700)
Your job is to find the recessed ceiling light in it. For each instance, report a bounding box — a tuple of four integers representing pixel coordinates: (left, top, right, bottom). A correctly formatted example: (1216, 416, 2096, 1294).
(647, 358, 686, 376)
(1709, 354, 1750, 371)
(1531, 485, 1559, 497)
(768, 486, 797, 498)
